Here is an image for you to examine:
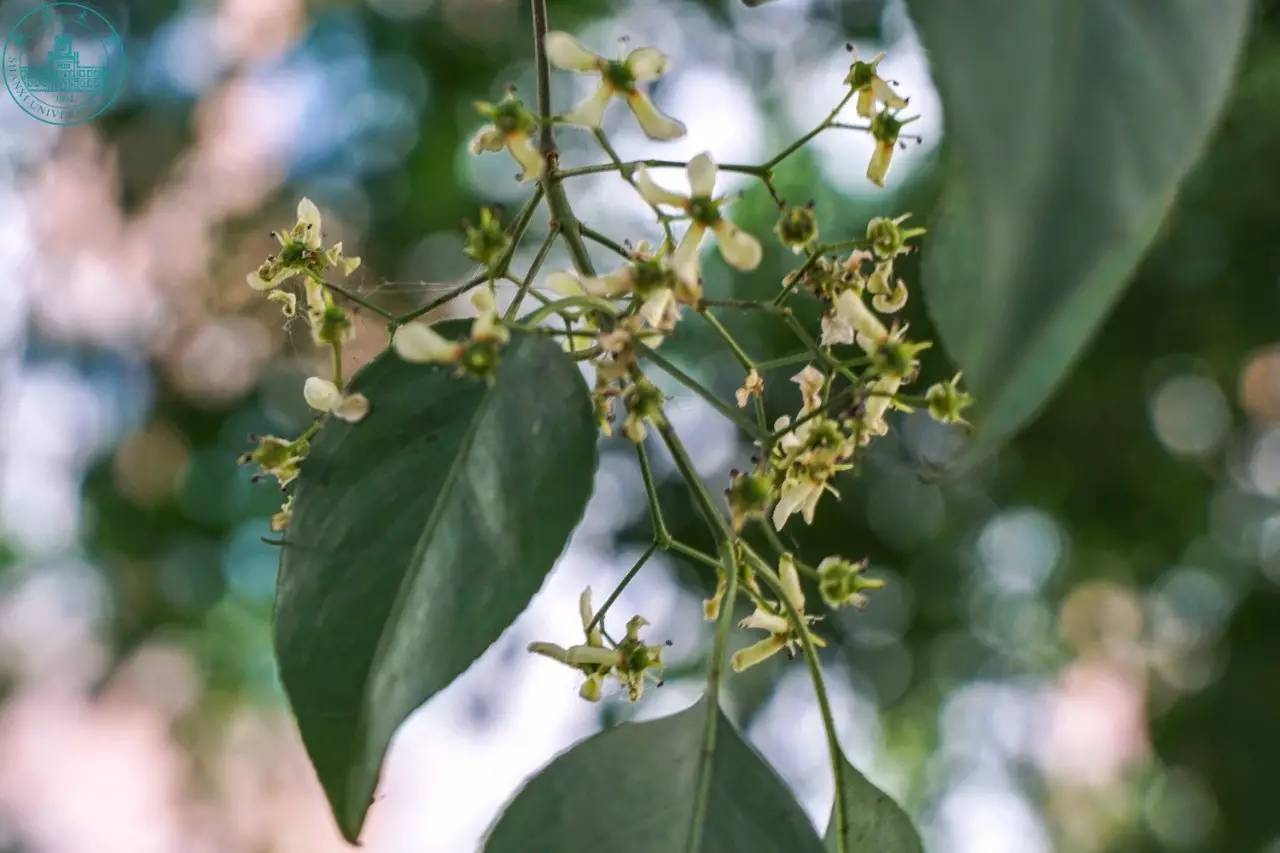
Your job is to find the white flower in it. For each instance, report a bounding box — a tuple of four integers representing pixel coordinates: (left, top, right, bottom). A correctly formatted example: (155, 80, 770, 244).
(246, 198, 360, 291)
(823, 289, 889, 350)
(303, 376, 370, 423)
(635, 152, 763, 273)
(470, 94, 544, 183)
(392, 290, 510, 379)
(545, 31, 685, 140)
(548, 252, 698, 334)
(731, 554, 825, 672)
(791, 365, 825, 415)
(846, 53, 908, 119)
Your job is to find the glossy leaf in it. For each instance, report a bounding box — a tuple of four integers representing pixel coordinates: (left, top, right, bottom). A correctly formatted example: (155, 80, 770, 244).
(274, 328, 597, 841)
(910, 0, 1250, 444)
(485, 697, 826, 853)
(824, 754, 923, 852)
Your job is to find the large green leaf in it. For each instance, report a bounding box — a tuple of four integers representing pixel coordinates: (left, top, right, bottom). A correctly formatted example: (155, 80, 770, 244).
(274, 328, 598, 842)
(824, 754, 923, 852)
(485, 697, 826, 853)
(909, 0, 1250, 444)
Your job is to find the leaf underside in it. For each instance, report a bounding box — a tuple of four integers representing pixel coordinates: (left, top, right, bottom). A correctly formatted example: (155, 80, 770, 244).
(485, 697, 827, 853)
(823, 754, 923, 852)
(909, 0, 1250, 446)
(274, 328, 598, 841)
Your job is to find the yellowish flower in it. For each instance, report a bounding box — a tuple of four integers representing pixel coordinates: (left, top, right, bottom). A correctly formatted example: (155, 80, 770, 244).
(731, 554, 825, 672)
(545, 31, 685, 140)
(471, 94, 544, 182)
(845, 52, 907, 119)
(635, 152, 763, 273)
(393, 290, 510, 380)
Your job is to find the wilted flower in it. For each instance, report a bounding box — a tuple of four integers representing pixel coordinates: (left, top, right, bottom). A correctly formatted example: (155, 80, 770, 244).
(845, 52, 907, 118)
(731, 554, 825, 671)
(303, 377, 370, 424)
(821, 288, 888, 350)
(545, 31, 685, 140)
(735, 368, 764, 408)
(470, 93, 544, 182)
(816, 556, 883, 609)
(271, 495, 294, 532)
(792, 365, 826, 415)
(246, 198, 360, 291)
(393, 290, 511, 380)
(635, 152, 763, 273)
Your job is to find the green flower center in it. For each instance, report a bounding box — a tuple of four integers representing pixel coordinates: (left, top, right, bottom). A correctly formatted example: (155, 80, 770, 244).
(603, 60, 635, 92)
(870, 110, 902, 142)
(688, 196, 721, 226)
(847, 61, 874, 89)
(631, 259, 673, 297)
(493, 100, 532, 134)
(461, 340, 501, 377)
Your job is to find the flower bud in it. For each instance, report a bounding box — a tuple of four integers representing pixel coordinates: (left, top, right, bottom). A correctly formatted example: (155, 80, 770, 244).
(727, 469, 773, 532)
(464, 208, 511, 269)
(816, 556, 882, 609)
(926, 373, 973, 426)
(774, 205, 819, 253)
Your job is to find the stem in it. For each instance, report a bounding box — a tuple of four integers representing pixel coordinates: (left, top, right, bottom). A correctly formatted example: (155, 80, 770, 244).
(585, 541, 657, 636)
(636, 442, 671, 543)
(316, 278, 396, 322)
(698, 309, 754, 372)
(761, 90, 854, 171)
(504, 225, 559, 321)
(330, 340, 343, 387)
(638, 343, 769, 441)
(748, 553, 848, 853)
(396, 186, 544, 323)
(557, 159, 767, 180)
(578, 223, 631, 259)
(650, 414, 740, 853)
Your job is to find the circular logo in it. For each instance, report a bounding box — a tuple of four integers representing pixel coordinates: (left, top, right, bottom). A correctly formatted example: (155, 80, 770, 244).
(3, 3, 125, 125)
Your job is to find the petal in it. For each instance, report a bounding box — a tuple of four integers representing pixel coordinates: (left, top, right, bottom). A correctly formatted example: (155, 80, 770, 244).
(779, 554, 805, 612)
(469, 125, 505, 153)
(545, 31, 602, 72)
(296, 197, 323, 249)
(711, 219, 763, 271)
(638, 288, 677, 330)
(578, 588, 595, 631)
(548, 271, 586, 296)
(867, 140, 895, 188)
(820, 310, 855, 347)
(527, 642, 570, 663)
(634, 168, 689, 208)
(470, 288, 496, 314)
(672, 221, 707, 272)
(303, 376, 342, 413)
(505, 133, 545, 182)
(581, 266, 635, 298)
(562, 83, 614, 129)
(872, 76, 908, 109)
(333, 392, 370, 423)
(833, 290, 887, 350)
(624, 91, 686, 141)
(565, 645, 622, 667)
(686, 152, 718, 198)
(393, 322, 460, 363)
(856, 87, 875, 119)
(739, 608, 789, 635)
(625, 46, 669, 82)
(730, 636, 786, 672)
(246, 269, 279, 291)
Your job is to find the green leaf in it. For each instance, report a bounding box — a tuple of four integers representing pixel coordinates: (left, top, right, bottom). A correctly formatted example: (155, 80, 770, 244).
(485, 698, 826, 853)
(910, 0, 1250, 444)
(274, 328, 598, 842)
(824, 754, 923, 852)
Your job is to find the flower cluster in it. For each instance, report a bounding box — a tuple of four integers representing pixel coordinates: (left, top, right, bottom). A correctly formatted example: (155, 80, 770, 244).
(528, 589, 669, 701)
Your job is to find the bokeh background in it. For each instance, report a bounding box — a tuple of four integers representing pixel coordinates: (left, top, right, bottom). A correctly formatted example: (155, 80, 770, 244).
(1, 0, 1279, 851)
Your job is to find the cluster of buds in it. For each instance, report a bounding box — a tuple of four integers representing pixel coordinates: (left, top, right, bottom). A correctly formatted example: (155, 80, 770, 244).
(393, 289, 511, 382)
(528, 589, 669, 702)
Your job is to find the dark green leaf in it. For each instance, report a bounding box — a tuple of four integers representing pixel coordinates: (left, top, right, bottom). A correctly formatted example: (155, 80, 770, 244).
(911, 0, 1250, 444)
(824, 754, 922, 852)
(485, 697, 826, 853)
(274, 328, 598, 841)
